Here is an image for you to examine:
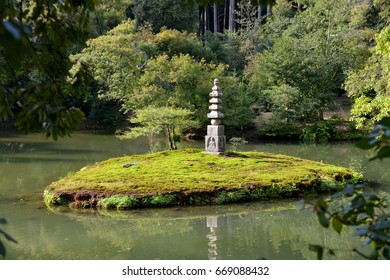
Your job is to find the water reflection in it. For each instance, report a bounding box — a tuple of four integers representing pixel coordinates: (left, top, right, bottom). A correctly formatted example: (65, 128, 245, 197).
(206, 216, 218, 259)
(1, 197, 371, 260)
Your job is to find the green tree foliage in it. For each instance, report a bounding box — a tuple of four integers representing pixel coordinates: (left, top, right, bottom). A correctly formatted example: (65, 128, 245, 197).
(356, 117, 390, 160)
(151, 28, 217, 62)
(207, 31, 249, 73)
(222, 76, 256, 131)
(127, 53, 226, 126)
(245, 0, 373, 128)
(132, 0, 198, 33)
(345, 25, 390, 129)
(0, 0, 98, 140)
(349, 0, 390, 32)
(121, 106, 199, 150)
(89, 0, 133, 36)
(71, 20, 256, 131)
(70, 20, 145, 103)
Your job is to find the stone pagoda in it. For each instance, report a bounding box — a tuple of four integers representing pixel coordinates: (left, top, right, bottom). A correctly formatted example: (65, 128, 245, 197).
(205, 78, 226, 154)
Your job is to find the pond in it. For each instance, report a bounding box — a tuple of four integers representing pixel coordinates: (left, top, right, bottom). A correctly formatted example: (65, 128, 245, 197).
(0, 131, 388, 260)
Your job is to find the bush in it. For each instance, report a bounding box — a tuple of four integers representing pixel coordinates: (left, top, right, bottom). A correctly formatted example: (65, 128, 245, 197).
(300, 122, 336, 144)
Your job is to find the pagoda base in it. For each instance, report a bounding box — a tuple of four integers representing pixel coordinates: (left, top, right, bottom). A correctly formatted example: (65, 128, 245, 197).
(205, 125, 226, 154)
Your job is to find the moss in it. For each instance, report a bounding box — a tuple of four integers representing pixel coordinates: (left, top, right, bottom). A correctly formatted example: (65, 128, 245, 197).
(44, 149, 362, 209)
(98, 194, 138, 209)
(43, 190, 69, 206)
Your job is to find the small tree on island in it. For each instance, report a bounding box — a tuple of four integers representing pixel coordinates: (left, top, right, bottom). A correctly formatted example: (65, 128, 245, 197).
(121, 106, 199, 150)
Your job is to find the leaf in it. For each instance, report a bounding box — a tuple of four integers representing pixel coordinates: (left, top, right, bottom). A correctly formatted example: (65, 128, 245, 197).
(368, 249, 379, 260)
(372, 232, 390, 242)
(330, 193, 342, 201)
(355, 137, 375, 150)
(351, 195, 365, 209)
(3, 21, 22, 40)
(354, 227, 369, 237)
(332, 218, 343, 234)
(371, 146, 390, 161)
(357, 213, 371, 220)
(379, 117, 390, 128)
(0, 241, 6, 257)
(309, 244, 324, 260)
(362, 239, 372, 246)
(374, 220, 390, 230)
(383, 246, 390, 260)
(317, 211, 330, 228)
(343, 184, 355, 196)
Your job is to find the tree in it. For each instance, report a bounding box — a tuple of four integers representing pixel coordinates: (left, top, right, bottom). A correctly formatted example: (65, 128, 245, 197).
(132, 0, 199, 33)
(0, 0, 98, 140)
(89, 0, 133, 37)
(69, 20, 146, 103)
(198, 0, 275, 34)
(229, 0, 236, 31)
(121, 106, 199, 150)
(70, 20, 227, 124)
(126, 53, 226, 126)
(244, 0, 374, 127)
(345, 25, 390, 129)
(151, 28, 217, 62)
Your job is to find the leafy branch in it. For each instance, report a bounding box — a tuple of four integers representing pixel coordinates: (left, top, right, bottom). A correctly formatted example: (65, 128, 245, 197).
(0, 218, 18, 258)
(355, 117, 390, 161)
(303, 117, 390, 259)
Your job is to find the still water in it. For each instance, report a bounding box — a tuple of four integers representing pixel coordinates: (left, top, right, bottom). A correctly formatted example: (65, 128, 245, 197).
(0, 131, 388, 260)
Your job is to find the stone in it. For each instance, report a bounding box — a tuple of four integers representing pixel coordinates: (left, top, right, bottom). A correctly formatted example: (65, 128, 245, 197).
(207, 125, 224, 136)
(123, 163, 140, 168)
(205, 78, 226, 154)
(205, 135, 226, 154)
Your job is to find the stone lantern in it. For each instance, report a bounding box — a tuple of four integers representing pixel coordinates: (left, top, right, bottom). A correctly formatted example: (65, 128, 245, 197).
(205, 78, 226, 154)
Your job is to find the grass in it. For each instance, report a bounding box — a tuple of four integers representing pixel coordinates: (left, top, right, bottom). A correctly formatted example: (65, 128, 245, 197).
(44, 148, 362, 209)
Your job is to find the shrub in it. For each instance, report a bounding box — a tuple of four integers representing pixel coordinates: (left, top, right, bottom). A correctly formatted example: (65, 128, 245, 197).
(300, 121, 336, 144)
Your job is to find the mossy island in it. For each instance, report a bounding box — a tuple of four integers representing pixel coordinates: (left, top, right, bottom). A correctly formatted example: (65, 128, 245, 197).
(44, 148, 362, 209)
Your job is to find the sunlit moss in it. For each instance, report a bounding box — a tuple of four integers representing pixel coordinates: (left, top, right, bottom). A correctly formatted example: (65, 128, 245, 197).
(44, 149, 361, 209)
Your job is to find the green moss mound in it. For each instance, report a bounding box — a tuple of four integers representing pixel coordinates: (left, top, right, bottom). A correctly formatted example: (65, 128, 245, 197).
(44, 148, 362, 209)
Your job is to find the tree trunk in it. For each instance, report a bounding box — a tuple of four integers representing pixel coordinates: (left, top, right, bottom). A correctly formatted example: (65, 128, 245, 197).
(204, 5, 208, 34)
(199, 6, 205, 36)
(213, 3, 218, 34)
(228, 0, 235, 32)
(167, 127, 176, 150)
(266, 4, 272, 16)
(258, 6, 263, 20)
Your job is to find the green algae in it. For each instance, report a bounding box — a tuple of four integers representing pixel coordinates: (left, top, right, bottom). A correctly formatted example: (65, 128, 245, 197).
(44, 148, 362, 209)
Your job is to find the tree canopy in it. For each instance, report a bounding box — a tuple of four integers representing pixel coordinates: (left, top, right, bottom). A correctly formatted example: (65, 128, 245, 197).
(0, 0, 99, 139)
(345, 25, 390, 129)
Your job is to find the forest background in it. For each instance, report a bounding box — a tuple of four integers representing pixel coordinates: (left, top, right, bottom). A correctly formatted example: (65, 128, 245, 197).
(1, 0, 389, 144)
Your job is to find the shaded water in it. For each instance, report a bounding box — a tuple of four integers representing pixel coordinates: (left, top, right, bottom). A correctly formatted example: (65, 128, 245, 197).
(0, 131, 388, 260)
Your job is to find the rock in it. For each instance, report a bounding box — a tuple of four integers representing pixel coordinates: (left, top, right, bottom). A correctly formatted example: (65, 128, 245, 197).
(229, 137, 248, 144)
(123, 163, 140, 168)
